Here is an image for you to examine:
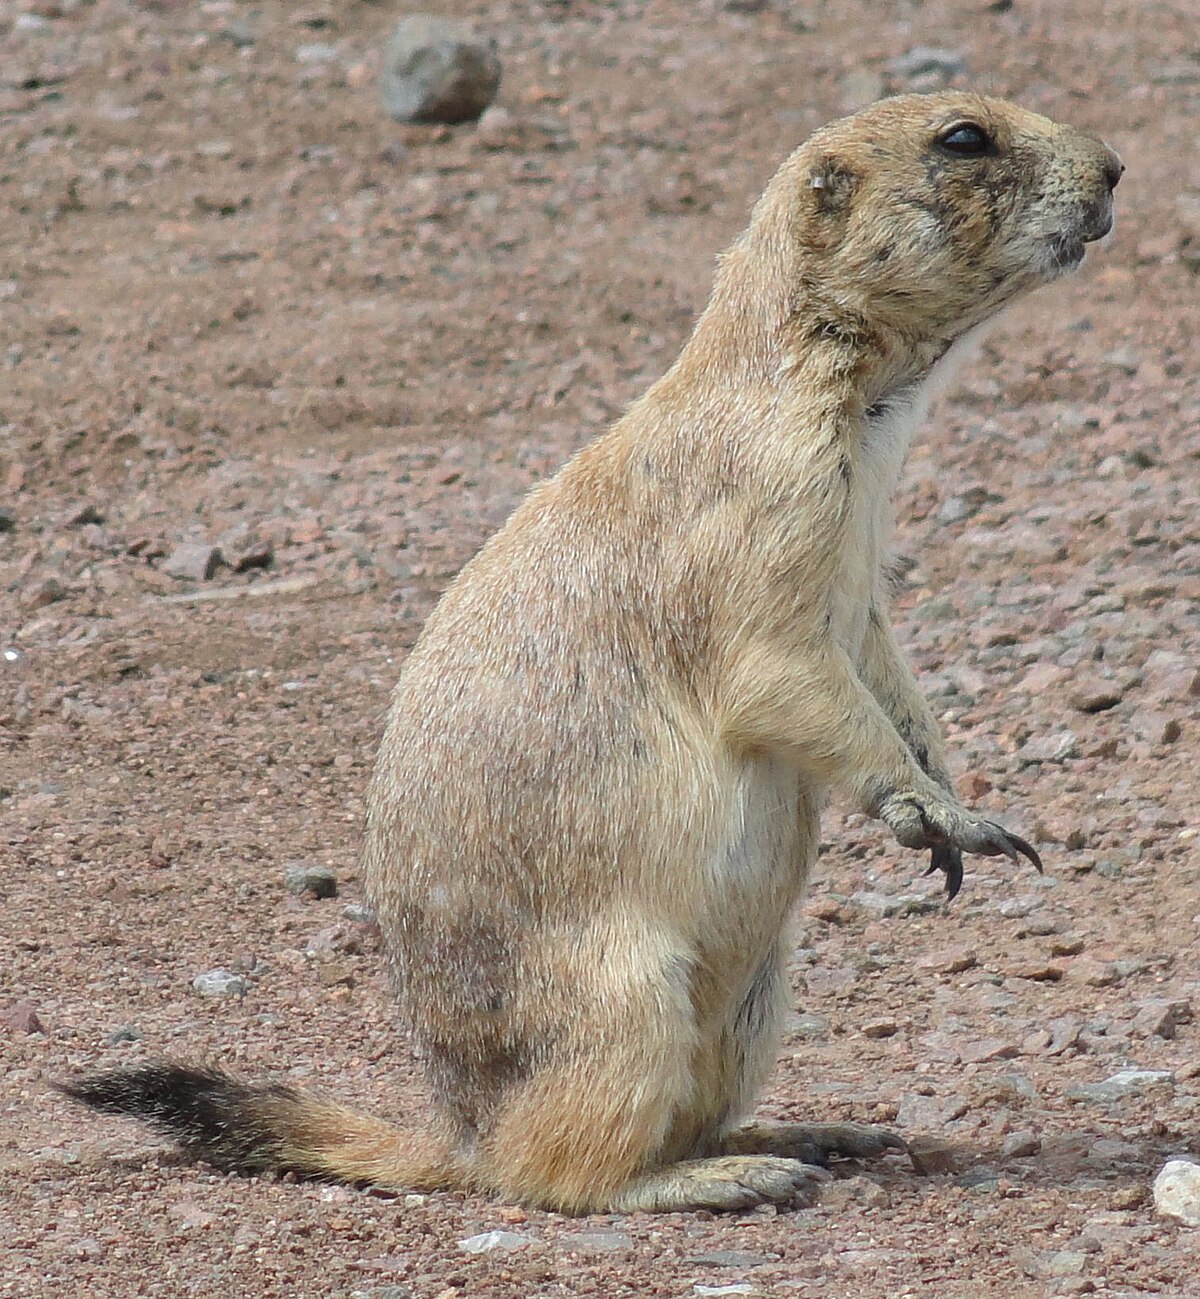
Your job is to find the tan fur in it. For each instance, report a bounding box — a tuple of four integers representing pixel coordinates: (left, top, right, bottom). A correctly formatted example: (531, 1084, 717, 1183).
(64, 93, 1121, 1214)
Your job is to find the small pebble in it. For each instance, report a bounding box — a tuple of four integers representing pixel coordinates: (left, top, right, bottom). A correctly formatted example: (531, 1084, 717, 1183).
(191, 969, 249, 997)
(1001, 1130, 1042, 1159)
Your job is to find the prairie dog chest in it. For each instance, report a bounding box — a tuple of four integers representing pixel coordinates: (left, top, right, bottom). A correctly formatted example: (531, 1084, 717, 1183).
(830, 383, 930, 659)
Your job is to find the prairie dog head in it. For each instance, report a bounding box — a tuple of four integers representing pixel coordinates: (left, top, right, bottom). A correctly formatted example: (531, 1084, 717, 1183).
(760, 92, 1122, 341)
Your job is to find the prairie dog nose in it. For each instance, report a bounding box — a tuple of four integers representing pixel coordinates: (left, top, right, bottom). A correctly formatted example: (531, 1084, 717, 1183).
(1102, 148, 1125, 193)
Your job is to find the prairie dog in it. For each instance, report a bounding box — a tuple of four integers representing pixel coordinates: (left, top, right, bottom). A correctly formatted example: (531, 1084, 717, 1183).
(64, 93, 1121, 1214)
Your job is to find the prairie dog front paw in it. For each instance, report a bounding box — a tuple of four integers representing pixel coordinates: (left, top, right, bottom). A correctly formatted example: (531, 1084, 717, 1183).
(878, 790, 1042, 900)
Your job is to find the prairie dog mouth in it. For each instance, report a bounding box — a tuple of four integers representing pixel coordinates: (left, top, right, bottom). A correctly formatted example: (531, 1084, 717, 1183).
(1046, 204, 1114, 272)
(1047, 233, 1087, 271)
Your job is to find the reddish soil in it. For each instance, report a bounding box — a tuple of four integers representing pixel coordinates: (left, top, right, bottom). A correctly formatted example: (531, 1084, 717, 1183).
(2, 2, 1198, 1296)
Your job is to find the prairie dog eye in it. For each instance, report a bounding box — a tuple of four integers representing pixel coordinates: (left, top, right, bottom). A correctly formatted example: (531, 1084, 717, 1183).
(936, 122, 994, 157)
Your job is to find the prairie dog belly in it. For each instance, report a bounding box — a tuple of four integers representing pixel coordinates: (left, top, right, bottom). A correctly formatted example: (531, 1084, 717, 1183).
(705, 754, 815, 951)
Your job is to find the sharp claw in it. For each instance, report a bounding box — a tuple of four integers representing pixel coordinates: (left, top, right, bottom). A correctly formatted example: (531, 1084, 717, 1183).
(929, 843, 963, 901)
(1007, 832, 1044, 874)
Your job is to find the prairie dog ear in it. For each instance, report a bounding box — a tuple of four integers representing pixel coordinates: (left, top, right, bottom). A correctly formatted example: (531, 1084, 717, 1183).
(808, 155, 857, 215)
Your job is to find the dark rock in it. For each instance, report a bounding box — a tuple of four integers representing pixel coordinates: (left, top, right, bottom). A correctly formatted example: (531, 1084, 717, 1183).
(284, 863, 338, 899)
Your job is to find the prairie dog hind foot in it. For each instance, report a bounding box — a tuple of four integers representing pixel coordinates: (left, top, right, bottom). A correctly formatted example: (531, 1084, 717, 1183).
(722, 1119, 908, 1166)
(607, 1155, 831, 1213)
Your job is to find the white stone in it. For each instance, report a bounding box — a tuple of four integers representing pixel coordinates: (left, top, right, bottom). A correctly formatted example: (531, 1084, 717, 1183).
(191, 969, 249, 997)
(457, 1230, 535, 1254)
(1153, 1159, 1200, 1227)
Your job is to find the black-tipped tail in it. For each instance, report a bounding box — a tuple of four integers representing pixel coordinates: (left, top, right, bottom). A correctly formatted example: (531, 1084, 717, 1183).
(57, 1064, 299, 1172)
(57, 1062, 458, 1190)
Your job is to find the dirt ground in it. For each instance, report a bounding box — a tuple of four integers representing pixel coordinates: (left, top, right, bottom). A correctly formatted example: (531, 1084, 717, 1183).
(2, 1, 1199, 1296)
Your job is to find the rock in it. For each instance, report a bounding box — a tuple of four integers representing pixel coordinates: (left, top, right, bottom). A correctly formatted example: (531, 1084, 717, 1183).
(457, 1230, 535, 1254)
(1070, 679, 1123, 712)
(219, 20, 256, 48)
(562, 1231, 633, 1253)
(695, 1287, 754, 1297)
(1041, 1250, 1088, 1277)
(803, 966, 857, 997)
(233, 539, 274, 572)
(104, 1025, 142, 1046)
(686, 1250, 777, 1268)
(1006, 961, 1064, 982)
(191, 968, 249, 997)
(1018, 732, 1079, 764)
(1044, 1016, 1084, 1057)
(998, 894, 1041, 920)
(5, 1000, 45, 1034)
(1132, 998, 1190, 1040)
(163, 543, 222, 581)
(316, 961, 355, 988)
(1001, 1130, 1041, 1159)
(167, 1200, 215, 1230)
(0, 506, 14, 532)
(23, 576, 66, 609)
(850, 890, 940, 918)
(937, 494, 985, 525)
(1130, 708, 1182, 746)
(1065, 1070, 1174, 1104)
(788, 1012, 829, 1038)
(959, 1037, 1019, 1064)
(1021, 1028, 1053, 1054)
(283, 863, 338, 899)
(474, 104, 565, 152)
(803, 896, 844, 924)
(820, 1175, 890, 1210)
(306, 923, 363, 958)
(350, 1289, 411, 1299)
(885, 46, 968, 90)
(955, 1168, 1001, 1193)
(1153, 1159, 1200, 1226)
(861, 1018, 899, 1040)
(898, 1092, 969, 1131)
(295, 42, 338, 64)
(380, 16, 500, 125)
(917, 947, 977, 975)
(908, 1135, 963, 1175)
